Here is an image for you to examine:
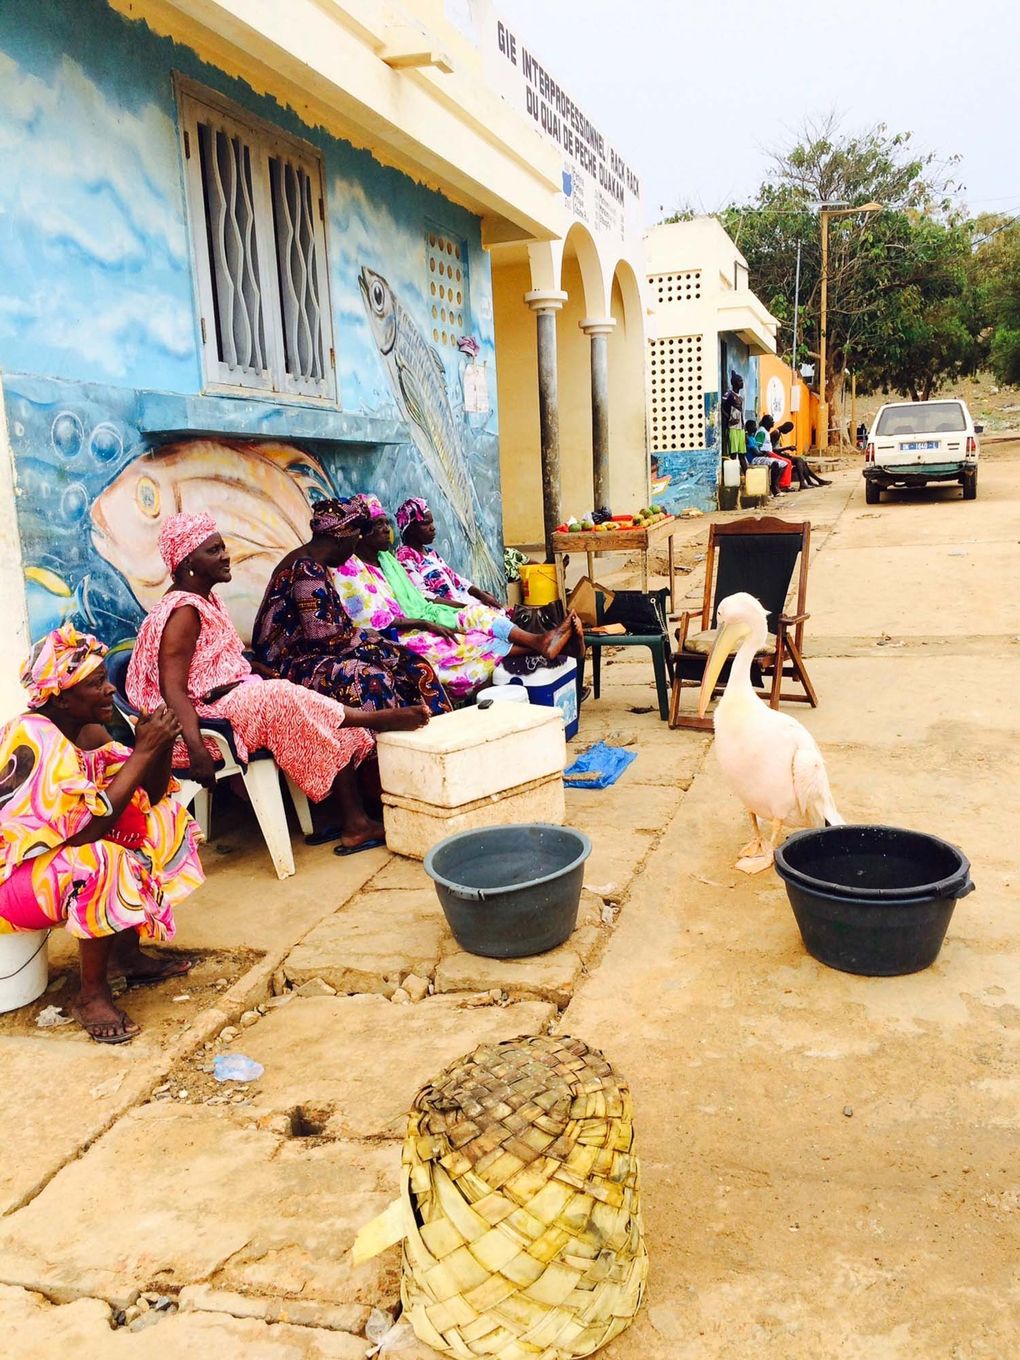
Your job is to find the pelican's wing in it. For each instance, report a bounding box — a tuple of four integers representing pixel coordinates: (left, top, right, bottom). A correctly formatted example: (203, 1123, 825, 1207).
(791, 742, 842, 828)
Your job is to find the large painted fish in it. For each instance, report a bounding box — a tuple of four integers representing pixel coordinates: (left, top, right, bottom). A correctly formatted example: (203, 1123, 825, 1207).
(359, 266, 503, 595)
(90, 439, 332, 642)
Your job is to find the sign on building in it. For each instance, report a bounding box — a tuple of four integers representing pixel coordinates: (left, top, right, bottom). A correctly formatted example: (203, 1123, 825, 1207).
(445, 0, 642, 242)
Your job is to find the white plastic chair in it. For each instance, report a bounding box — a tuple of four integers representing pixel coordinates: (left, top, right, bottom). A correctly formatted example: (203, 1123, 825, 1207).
(172, 735, 313, 881)
(107, 649, 312, 881)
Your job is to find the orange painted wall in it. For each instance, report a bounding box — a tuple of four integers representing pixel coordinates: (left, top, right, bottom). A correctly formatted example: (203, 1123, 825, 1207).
(758, 354, 818, 453)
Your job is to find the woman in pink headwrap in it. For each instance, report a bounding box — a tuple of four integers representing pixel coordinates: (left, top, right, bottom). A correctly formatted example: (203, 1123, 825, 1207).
(126, 512, 427, 854)
(394, 497, 502, 610)
(0, 625, 204, 1043)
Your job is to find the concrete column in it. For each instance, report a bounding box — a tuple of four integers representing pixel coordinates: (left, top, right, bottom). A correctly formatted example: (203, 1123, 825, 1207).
(580, 318, 617, 511)
(524, 289, 568, 560)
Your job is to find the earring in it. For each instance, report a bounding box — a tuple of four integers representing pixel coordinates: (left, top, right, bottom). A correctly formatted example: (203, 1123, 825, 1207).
(187, 568, 195, 576)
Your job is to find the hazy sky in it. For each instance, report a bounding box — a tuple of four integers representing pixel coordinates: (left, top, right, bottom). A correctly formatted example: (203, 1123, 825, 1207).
(498, 0, 1019, 225)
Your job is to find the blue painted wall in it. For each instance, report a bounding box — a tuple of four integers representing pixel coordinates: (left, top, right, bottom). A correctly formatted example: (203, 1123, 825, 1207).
(0, 0, 503, 643)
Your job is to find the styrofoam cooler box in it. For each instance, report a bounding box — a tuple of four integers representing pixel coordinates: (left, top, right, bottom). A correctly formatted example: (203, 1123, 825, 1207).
(492, 657, 579, 740)
(376, 704, 566, 809)
(376, 705, 567, 859)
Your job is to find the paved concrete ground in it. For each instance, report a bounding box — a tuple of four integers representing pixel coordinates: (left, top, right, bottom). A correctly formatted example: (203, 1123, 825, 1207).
(1, 450, 1017, 1357)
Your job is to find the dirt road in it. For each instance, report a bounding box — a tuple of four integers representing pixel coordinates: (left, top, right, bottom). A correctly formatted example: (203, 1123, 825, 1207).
(575, 443, 1020, 1358)
(0, 451, 1016, 1357)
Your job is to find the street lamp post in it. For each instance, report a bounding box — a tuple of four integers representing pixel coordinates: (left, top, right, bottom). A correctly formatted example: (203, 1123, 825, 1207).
(817, 202, 882, 450)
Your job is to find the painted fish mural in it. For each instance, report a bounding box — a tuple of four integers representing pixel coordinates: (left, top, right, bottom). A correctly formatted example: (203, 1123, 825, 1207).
(90, 439, 333, 642)
(359, 266, 502, 595)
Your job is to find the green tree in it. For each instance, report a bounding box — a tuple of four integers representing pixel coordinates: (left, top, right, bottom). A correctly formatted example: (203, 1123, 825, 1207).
(682, 117, 984, 436)
(971, 214, 1020, 384)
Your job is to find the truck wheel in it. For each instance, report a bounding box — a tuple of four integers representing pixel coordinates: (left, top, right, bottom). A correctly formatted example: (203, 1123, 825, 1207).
(962, 470, 977, 500)
(865, 480, 881, 505)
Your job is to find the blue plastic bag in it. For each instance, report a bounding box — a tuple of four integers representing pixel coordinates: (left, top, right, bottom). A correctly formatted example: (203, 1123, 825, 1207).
(213, 1053, 264, 1083)
(563, 741, 636, 790)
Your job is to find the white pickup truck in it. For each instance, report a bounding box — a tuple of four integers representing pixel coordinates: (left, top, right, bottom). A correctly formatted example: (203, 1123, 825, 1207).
(863, 399, 981, 504)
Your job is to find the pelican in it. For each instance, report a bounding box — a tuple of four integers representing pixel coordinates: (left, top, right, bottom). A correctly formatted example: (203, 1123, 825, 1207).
(699, 592, 843, 873)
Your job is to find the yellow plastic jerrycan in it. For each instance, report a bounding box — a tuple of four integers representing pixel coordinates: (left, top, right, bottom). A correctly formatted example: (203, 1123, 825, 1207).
(519, 563, 559, 606)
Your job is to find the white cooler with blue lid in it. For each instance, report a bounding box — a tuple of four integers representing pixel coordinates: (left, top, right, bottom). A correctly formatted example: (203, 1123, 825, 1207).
(491, 656, 579, 740)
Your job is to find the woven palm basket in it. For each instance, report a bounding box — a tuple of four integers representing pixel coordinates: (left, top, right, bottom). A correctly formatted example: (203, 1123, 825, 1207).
(398, 1034, 647, 1359)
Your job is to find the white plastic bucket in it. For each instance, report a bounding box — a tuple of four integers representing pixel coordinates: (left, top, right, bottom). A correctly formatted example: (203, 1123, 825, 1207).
(0, 930, 50, 1014)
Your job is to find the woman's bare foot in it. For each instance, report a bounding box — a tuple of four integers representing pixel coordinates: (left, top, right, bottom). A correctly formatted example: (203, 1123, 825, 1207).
(338, 815, 385, 851)
(108, 933, 192, 986)
(541, 617, 575, 661)
(70, 992, 140, 1044)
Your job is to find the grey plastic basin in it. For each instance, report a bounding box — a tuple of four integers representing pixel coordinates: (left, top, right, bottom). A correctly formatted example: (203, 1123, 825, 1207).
(424, 823, 592, 959)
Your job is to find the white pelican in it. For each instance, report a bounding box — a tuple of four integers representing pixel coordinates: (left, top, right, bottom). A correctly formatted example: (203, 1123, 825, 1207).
(699, 592, 843, 873)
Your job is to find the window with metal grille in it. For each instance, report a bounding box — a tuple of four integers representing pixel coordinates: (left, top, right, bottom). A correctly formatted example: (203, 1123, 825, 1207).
(648, 334, 705, 452)
(178, 79, 335, 401)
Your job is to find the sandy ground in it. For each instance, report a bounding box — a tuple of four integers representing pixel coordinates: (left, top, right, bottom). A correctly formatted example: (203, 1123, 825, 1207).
(0, 447, 1017, 1357)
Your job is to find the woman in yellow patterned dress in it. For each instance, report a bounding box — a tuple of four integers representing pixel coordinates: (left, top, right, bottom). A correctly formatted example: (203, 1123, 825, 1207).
(0, 626, 204, 1043)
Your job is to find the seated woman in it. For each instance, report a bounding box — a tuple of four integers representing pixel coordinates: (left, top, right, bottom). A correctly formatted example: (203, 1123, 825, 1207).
(770, 420, 830, 490)
(745, 419, 786, 495)
(0, 625, 204, 1044)
(253, 497, 450, 717)
(127, 511, 428, 855)
(332, 497, 581, 700)
(394, 497, 502, 609)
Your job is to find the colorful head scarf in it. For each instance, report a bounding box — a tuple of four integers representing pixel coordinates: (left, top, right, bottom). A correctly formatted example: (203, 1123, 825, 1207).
(359, 494, 388, 522)
(395, 497, 430, 532)
(158, 511, 219, 574)
(310, 496, 369, 538)
(19, 625, 108, 709)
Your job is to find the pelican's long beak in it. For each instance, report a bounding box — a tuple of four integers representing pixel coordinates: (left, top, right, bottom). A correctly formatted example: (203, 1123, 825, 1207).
(698, 619, 747, 717)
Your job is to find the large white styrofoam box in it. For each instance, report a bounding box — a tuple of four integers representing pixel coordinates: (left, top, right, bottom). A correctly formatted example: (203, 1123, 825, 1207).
(375, 704, 566, 810)
(381, 773, 565, 860)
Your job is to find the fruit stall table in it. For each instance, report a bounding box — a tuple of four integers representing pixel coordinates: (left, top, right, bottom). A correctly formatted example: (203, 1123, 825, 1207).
(550, 514, 680, 607)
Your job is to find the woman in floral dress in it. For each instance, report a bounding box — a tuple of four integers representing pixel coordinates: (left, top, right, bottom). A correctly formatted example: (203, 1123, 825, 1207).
(331, 497, 581, 700)
(0, 625, 204, 1043)
(127, 511, 429, 853)
(253, 497, 449, 716)
(394, 497, 503, 610)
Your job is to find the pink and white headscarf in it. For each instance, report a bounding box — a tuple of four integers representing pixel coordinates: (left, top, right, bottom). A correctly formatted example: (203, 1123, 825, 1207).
(395, 497, 430, 531)
(359, 494, 387, 522)
(158, 512, 219, 573)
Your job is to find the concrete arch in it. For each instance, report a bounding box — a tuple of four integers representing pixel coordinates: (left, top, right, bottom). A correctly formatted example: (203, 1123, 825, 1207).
(558, 221, 608, 318)
(608, 258, 650, 513)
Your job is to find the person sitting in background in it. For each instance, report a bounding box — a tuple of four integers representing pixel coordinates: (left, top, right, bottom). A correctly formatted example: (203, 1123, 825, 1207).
(253, 497, 450, 717)
(332, 496, 581, 700)
(745, 418, 785, 495)
(394, 497, 502, 609)
(0, 626, 204, 1044)
(127, 511, 427, 855)
(769, 419, 830, 489)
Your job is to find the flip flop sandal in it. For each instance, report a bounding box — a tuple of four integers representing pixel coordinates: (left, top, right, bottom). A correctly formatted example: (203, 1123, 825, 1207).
(71, 1005, 140, 1045)
(305, 825, 345, 846)
(333, 837, 386, 857)
(115, 958, 194, 988)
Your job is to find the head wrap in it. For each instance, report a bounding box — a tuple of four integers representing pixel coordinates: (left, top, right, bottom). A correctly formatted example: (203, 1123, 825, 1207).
(395, 497, 430, 532)
(359, 494, 388, 522)
(20, 625, 108, 710)
(158, 511, 219, 574)
(310, 496, 370, 538)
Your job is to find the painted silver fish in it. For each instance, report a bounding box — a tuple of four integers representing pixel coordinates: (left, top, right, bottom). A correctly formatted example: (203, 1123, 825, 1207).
(359, 266, 502, 595)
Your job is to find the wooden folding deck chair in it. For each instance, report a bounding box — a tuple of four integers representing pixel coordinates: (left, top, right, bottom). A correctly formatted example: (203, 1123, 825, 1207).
(668, 516, 819, 731)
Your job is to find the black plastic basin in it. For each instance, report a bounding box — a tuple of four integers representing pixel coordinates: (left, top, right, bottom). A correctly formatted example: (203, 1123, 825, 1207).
(424, 824, 592, 959)
(773, 825, 974, 976)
